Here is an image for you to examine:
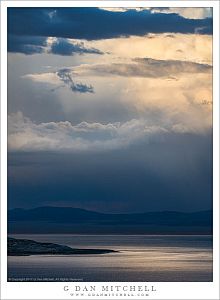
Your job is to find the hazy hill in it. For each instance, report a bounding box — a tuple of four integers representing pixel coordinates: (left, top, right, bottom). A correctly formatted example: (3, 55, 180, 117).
(8, 207, 212, 234)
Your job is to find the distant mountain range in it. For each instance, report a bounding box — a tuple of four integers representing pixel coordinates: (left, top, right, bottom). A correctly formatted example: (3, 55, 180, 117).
(8, 207, 212, 234)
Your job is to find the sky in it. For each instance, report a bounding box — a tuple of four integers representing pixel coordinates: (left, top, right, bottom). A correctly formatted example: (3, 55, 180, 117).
(7, 7, 213, 213)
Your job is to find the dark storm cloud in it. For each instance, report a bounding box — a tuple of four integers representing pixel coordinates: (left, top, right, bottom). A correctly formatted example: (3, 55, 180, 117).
(50, 38, 104, 56)
(8, 8, 212, 43)
(57, 68, 94, 93)
(8, 131, 212, 213)
(7, 8, 212, 55)
(8, 34, 47, 55)
(8, 35, 104, 56)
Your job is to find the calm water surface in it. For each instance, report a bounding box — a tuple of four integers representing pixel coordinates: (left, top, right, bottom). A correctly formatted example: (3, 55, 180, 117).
(8, 234, 213, 282)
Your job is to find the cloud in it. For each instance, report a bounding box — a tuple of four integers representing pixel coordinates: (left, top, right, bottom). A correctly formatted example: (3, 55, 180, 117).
(46, 58, 212, 81)
(8, 34, 104, 56)
(150, 7, 212, 20)
(132, 57, 212, 75)
(8, 8, 212, 44)
(8, 34, 47, 55)
(49, 38, 104, 56)
(20, 55, 212, 134)
(24, 68, 94, 93)
(86, 58, 211, 78)
(24, 58, 212, 95)
(101, 8, 212, 20)
(7, 8, 212, 55)
(57, 69, 94, 93)
(8, 129, 213, 213)
(90, 33, 212, 65)
(8, 111, 171, 152)
(8, 111, 210, 152)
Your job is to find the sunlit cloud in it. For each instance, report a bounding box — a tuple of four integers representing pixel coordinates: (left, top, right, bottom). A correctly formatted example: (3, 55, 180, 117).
(88, 34, 212, 65)
(23, 57, 211, 84)
(101, 8, 212, 20)
(73, 58, 211, 78)
(150, 7, 212, 20)
(8, 112, 169, 152)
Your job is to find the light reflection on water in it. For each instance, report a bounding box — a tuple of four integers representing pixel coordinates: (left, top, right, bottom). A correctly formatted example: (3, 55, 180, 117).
(8, 234, 213, 282)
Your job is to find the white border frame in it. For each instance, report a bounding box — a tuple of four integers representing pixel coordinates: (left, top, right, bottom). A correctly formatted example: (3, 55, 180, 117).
(1, 1, 219, 299)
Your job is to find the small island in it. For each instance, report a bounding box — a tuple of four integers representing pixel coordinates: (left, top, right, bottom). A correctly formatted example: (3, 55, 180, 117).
(8, 237, 116, 256)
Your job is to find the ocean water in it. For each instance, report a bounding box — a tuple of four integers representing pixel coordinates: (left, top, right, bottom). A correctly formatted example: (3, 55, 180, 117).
(8, 234, 213, 282)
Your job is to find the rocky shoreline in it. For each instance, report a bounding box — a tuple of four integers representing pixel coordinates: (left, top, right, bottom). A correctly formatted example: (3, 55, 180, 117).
(8, 237, 116, 256)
